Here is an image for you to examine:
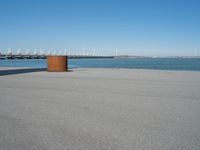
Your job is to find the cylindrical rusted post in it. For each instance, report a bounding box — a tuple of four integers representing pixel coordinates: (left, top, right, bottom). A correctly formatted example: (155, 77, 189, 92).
(47, 56, 68, 72)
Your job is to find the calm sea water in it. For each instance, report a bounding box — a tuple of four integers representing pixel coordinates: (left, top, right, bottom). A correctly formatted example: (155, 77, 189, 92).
(0, 58, 200, 71)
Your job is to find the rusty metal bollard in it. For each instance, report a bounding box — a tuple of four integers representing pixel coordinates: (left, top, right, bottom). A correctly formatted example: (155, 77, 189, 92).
(47, 56, 68, 72)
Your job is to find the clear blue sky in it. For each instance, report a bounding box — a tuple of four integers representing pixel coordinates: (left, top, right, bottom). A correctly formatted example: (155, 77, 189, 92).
(0, 0, 200, 56)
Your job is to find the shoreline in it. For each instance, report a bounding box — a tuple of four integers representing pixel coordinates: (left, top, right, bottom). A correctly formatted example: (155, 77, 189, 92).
(1, 66, 200, 73)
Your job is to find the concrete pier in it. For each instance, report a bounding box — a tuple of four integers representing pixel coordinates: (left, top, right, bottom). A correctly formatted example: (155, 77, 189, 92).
(0, 68, 200, 150)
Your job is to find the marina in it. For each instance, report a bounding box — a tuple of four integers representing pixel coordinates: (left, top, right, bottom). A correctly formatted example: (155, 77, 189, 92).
(0, 54, 114, 59)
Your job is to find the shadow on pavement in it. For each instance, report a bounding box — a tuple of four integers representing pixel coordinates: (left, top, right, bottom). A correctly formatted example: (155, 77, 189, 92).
(0, 68, 46, 76)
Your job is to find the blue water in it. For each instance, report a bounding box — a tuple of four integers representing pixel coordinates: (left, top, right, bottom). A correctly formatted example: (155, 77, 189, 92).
(0, 58, 200, 71)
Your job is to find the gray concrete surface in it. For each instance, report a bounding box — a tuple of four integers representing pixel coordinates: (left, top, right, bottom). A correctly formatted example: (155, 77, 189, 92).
(0, 67, 200, 150)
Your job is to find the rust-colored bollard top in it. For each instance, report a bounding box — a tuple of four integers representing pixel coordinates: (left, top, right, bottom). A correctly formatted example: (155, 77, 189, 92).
(47, 56, 68, 72)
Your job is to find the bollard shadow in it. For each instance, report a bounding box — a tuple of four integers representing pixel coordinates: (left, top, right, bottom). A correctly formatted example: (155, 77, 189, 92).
(67, 69, 73, 72)
(0, 68, 46, 76)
